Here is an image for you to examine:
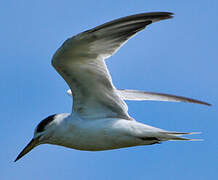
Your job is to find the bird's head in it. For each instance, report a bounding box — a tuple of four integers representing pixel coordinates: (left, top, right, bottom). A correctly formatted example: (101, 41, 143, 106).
(14, 114, 59, 162)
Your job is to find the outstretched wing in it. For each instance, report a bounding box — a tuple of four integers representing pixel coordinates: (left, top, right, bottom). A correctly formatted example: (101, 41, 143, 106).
(52, 12, 173, 120)
(67, 89, 210, 106)
(117, 89, 211, 106)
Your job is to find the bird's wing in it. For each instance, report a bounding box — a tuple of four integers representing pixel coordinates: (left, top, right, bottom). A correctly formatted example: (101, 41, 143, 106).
(117, 89, 211, 106)
(52, 12, 173, 120)
(67, 89, 210, 106)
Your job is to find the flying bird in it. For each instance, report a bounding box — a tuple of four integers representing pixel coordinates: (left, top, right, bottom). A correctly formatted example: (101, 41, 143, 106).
(15, 12, 210, 162)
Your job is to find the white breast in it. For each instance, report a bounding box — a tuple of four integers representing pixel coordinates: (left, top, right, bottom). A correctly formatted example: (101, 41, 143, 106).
(50, 115, 142, 151)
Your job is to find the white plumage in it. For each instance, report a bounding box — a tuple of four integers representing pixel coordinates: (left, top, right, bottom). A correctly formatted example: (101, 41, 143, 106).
(15, 12, 209, 162)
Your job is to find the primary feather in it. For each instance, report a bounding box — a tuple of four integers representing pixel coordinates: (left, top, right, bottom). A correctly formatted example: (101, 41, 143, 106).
(52, 12, 174, 120)
(67, 89, 210, 106)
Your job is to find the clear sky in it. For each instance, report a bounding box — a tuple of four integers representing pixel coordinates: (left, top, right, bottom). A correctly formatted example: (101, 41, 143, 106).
(1, 0, 217, 179)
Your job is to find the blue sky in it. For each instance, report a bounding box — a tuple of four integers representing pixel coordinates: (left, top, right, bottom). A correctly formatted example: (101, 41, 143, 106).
(1, 0, 217, 179)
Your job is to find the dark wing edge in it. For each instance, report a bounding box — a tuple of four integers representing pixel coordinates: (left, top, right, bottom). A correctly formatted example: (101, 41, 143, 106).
(88, 12, 174, 33)
(118, 89, 211, 106)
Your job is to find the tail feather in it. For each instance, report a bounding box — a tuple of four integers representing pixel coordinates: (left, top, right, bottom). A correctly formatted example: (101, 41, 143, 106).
(161, 131, 201, 135)
(169, 138, 203, 141)
(159, 131, 202, 141)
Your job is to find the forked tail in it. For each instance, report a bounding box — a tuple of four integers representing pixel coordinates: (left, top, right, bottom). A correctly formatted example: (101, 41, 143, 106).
(160, 131, 203, 141)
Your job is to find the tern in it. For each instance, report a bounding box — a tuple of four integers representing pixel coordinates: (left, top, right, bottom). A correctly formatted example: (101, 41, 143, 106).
(15, 12, 210, 162)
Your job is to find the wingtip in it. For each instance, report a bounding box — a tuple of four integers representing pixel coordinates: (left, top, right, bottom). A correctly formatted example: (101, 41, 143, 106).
(155, 12, 174, 19)
(205, 102, 212, 106)
(187, 138, 204, 141)
(168, 13, 174, 19)
(195, 101, 211, 106)
(168, 12, 174, 16)
(165, 12, 174, 18)
(188, 132, 201, 135)
(145, 12, 174, 22)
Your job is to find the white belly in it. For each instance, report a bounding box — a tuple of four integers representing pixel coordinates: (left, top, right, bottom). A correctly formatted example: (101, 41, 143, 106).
(51, 118, 145, 151)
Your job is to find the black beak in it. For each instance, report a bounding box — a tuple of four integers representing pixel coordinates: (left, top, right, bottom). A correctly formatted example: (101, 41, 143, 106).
(14, 138, 39, 162)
